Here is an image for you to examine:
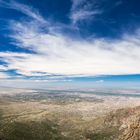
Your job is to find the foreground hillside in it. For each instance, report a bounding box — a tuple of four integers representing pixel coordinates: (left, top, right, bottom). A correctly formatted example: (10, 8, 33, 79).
(0, 106, 139, 140)
(104, 106, 140, 140)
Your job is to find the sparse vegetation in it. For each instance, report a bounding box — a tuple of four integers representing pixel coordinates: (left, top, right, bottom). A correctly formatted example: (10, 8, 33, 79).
(85, 127, 120, 140)
(0, 118, 66, 140)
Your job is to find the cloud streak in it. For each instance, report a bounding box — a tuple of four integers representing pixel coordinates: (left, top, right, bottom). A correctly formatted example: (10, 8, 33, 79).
(3, 21, 140, 77)
(0, 0, 140, 80)
(0, 72, 10, 79)
(0, 0, 45, 23)
(70, 0, 102, 24)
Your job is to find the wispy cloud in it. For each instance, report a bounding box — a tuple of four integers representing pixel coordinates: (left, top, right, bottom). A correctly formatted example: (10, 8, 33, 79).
(0, 65, 8, 71)
(70, 0, 102, 24)
(95, 80, 104, 83)
(71, 10, 101, 25)
(0, 1, 140, 80)
(0, 0, 45, 23)
(0, 72, 9, 79)
(3, 20, 140, 77)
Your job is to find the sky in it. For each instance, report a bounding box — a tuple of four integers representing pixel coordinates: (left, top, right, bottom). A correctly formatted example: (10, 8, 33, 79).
(0, 0, 140, 89)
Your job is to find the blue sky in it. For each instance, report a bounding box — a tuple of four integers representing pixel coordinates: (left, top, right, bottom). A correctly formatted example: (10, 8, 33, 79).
(0, 0, 140, 89)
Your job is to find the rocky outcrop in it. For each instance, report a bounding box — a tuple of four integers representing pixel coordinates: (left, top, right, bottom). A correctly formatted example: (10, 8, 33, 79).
(104, 106, 140, 140)
(119, 115, 140, 140)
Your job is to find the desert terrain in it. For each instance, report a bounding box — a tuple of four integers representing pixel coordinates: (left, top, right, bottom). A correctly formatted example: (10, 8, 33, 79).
(0, 87, 140, 140)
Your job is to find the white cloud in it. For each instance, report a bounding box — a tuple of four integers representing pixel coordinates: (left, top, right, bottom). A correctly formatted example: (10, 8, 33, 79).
(95, 80, 104, 83)
(0, 65, 8, 71)
(71, 0, 85, 9)
(0, 0, 45, 23)
(70, 0, 102, 24)
(0, 72, 9, 79)
(71, 10, 101, 24)
(2, 21, 140, 77)
(0, 1, 140, 79)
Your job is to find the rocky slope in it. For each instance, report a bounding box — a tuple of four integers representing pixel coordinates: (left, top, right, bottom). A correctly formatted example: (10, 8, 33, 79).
(104, 106, 140, 140)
